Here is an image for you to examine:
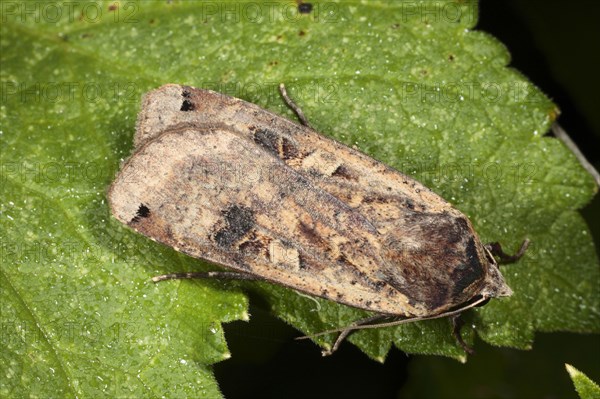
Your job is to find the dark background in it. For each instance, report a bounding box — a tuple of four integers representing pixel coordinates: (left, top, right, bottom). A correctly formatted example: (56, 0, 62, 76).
(214, 1, 600, 398)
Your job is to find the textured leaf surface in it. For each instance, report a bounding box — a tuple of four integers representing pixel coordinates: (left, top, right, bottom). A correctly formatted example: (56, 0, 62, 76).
(567, 364, 600, 399)
(1, 0, 598, 396)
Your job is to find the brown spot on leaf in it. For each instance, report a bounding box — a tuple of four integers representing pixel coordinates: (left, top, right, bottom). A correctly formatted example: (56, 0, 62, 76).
(298, 2, 313, 13)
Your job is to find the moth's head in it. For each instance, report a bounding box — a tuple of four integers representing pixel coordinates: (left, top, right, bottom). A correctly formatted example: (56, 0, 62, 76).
(379, 211, 514, 316)
(481, 245, 513, 298)
(435, 242, 512, 315)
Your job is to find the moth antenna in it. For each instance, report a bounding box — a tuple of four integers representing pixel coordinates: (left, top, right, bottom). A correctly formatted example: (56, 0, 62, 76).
(278, 83, 312, 128)
(296, 295, 489, 342)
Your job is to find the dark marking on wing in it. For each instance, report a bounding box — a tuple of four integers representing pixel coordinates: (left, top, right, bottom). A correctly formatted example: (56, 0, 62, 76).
(238, 231, 272, 260)
(239, 239, 263, 257)
(298, 253, 308, 269)
(363, 195, 387, 204)
(254, 128, 279, 155)
(331, 164, 358, 181)
(450, 238, 485, 297)
(427, 281, 450, 310)
(130, 203, 150, 223)
(254, 128, 300, 160)
(298, 221, 327, 247)
(214, 205, 255, 248)
(281, 136, 299, 159)
(164, 226, 174, 241)
(180, 88, 195, 111)
(137, 204, 150, 217)
(446, 216, 470, 244)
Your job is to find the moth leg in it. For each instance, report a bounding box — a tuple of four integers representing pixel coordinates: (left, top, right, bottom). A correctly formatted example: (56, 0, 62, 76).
(450, 314, 475, 355)
(485, 239, 530, 265)
(322, 314, 387, 356)
(278, 83, 312, 128)
(152, 271, 263, 283)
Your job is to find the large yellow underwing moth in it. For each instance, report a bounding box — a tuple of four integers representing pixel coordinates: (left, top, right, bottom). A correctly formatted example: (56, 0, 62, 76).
(108, 84, 528, 355)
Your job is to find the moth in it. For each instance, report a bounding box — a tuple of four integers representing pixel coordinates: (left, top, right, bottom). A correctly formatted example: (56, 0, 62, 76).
(108, 84, 528, 355)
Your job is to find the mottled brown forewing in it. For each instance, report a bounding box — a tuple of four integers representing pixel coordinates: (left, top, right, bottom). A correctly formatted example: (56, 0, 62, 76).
(108, 84, 511, 318)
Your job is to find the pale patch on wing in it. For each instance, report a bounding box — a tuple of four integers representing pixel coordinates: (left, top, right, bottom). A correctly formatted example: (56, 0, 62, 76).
(301, 149, 342, 176)
(268, 240, 301, 270)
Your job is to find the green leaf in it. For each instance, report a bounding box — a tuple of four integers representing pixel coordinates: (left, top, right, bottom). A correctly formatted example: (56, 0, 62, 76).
(566, 364, 600, 399)
(1, 0, 598, 395)
(400, 333, 600, 399)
